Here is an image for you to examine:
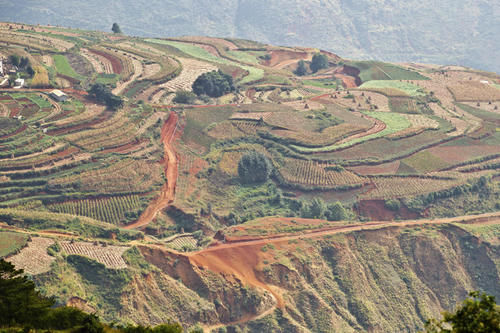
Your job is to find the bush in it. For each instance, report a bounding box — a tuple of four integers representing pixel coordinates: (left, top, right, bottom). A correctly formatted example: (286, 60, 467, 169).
(385, 199, 401, 211)
(172, 91, 196, 104)
(325, 202, 348, 221)
(237, 152, 273, 184)
(192, 70, 234, 97)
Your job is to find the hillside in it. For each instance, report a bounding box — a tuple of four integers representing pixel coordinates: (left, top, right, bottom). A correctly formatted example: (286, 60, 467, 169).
(0, 0, 499, 73)
(0, 22, 499, 332)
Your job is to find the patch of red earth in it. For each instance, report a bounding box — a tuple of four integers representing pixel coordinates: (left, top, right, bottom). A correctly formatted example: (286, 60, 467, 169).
(0, 124, 27, 140)
(264, 50, 309, 68)
(88, 49, 123, 74)
(47, 112, 113, 136)
(99, 140, 146, 154)
(8, 107, 20, 118)
(349, 161, 401, 175)
(428, 145, 500, 164)
(0, 96, 13, 101)
(334, 73, 358, 88)
(45, 109, 73, 122)
(16, 97, 31, 103)
(125, 112, 179, 230)
(334, 65, 362, 87)
(356, 200, 422, 221)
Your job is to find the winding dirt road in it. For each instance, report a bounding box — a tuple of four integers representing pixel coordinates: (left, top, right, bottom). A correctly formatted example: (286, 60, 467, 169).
(125, 112, 179, 230)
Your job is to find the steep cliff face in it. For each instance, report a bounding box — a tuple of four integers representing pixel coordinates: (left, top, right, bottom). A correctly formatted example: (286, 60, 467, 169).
(1, 0, 499, 72)
(131, 224, 499, 332)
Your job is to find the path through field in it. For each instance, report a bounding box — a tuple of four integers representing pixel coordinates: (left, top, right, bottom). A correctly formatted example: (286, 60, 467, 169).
(125, 112, 178, 229)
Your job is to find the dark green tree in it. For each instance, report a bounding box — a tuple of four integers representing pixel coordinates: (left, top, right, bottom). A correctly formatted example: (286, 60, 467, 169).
(192, 70, 234, 97)
(294, 60, 307, 76)
(9, 55, 20, 67)
(112, 23, 122, 34)
(0, 259, 54, 327)
(325, 201, 348, 221)
(424, 291, 500, 333)
(310, 53, 329, 73)
(88, 83, 123, 110)
(237, 151, 273, 184)
(302, 198, 326, 219)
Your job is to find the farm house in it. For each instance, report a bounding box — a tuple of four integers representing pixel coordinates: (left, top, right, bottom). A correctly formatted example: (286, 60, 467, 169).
(14, 78, 24, 88)
(49, 89, 68, 102)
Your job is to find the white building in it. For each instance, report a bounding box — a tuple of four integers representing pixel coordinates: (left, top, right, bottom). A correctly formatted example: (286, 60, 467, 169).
(14, 78, 24, 88)
(49, 89, 68, 102)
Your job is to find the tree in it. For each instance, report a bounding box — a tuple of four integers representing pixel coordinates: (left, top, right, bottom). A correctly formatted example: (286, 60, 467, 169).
(310, 53, 329, 73)
(237, 152, 273, 184)
(192, 70, 234, 97)
(111, 23, 122, 34)
(301, 198, 326, 219)
(325, 201, 348, 221)
(9, 55, 20, 67)
(88, 83, 123, 110)
(0, 259, 54, 327)
(424, 291, 500, 333)
(294, 60, 307, 76)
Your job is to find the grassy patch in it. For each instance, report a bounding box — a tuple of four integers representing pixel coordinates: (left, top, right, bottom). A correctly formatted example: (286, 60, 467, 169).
(53, 54, 84, 80)
(359, 80, 426, 97)
(349, 61, 428, 82)
(0, 231, 29, 257)
(402, 151, 450, 173)
(302, 79, 338, 89)
(95, 73, 120, 86)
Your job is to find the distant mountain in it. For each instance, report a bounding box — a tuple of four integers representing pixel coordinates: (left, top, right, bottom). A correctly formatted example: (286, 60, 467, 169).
(1, 0, 499, 73)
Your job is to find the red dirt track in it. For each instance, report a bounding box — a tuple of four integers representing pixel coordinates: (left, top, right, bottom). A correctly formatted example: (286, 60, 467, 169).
(125, 112, 179, 229)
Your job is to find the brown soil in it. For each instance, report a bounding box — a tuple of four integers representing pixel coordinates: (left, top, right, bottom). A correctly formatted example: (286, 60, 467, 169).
(88, 49, 123, 74)
(125, 113, 179, 230)
(264, 50, 310, 68)
(145, 212, 500, 330)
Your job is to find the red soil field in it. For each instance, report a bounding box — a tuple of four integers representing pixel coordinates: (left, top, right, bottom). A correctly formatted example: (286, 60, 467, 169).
(428, 144, 500, 164)
(88, 49, 123, 74)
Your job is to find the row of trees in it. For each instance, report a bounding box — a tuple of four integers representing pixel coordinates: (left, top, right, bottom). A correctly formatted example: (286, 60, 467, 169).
(294, 53, 329, 76)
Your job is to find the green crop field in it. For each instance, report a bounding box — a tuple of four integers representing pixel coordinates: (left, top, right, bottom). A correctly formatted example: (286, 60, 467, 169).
(53, 54, 84, 80)
(359, 80, 426, 96)
(349, 61, 429, 82)
(146, 39, 264, 83)
(0, 231, 29, 257)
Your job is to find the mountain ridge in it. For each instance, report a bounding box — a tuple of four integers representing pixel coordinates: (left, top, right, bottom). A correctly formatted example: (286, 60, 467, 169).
(0, 0, 499, 73)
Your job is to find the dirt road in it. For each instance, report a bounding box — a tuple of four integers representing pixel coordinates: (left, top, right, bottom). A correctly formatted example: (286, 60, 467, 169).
(125, 112, 179, 229)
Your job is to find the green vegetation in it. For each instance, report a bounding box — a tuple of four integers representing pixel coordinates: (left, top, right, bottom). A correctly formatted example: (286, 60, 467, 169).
(349, 61, 429, 82)
(291, 111, 411, 152)
(87, 83, 124, 110)
(173, 90, 196, 104)
(294, 60, 307, 76)
(238, 152, 273, 184)
(424, 291, 500, 333)
(0, 232, 28, 257)
(53, 54, 83, 81)
(112, 23, 122, 34)
(359, 80, 426, 96)
(310, 53, 329, 73)
(192, 70, 234, 97)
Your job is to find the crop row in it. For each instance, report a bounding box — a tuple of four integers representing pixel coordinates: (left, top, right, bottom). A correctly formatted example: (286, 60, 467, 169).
(279, 158, 367, 188)
(49, 195, 141, 224)
(60, 241, 129, 269)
